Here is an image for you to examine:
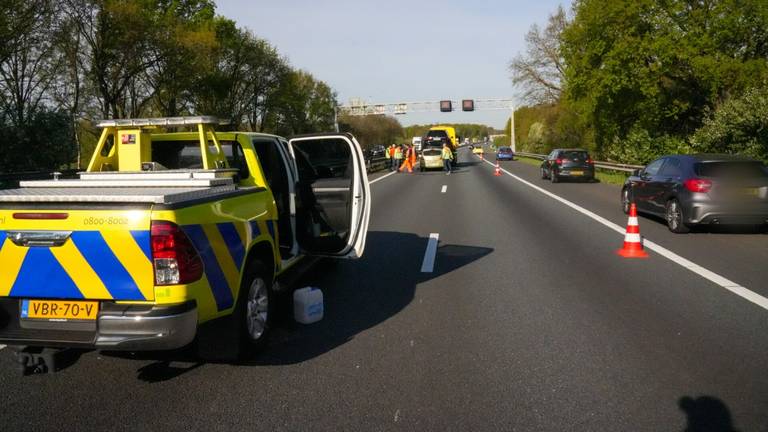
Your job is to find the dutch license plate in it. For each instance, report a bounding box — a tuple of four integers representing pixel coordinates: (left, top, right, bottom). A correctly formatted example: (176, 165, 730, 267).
(20, 300, 99, 321)
(571, 170, 584, 176)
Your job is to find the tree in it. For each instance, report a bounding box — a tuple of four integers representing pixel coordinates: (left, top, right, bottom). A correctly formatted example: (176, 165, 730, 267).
(339, 115, 403, 150)
(0, 0, 61, 127)
(509, 6, 568, 104)
(561, 0, 768, 161)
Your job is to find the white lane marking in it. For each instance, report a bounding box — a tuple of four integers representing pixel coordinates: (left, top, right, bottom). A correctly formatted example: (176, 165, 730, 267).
(420, 233, 440, 273)
(369, 170, 397, 185)
(0, 344, 5, 351)
(480, 157, 768, 311)
(441, 185, 447, 193)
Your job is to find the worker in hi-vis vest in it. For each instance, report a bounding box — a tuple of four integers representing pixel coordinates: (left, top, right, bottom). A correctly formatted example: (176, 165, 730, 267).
(399, 145, 416, 173)
(393, 145, 403, 172)
(442, 143, 454, 175)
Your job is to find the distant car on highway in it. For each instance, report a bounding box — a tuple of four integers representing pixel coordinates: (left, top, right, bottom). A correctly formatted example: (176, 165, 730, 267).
(371, 145, 386, 157)
(496, 146, 514, 161)
(622, 154, 768, 233)
(540, 149, 595, 183)
(472, 146, 485, 155)
(419, 147, 444, 171)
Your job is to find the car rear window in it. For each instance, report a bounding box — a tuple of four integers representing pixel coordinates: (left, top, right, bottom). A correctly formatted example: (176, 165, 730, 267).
(560, 151, 588, 160)
(426, 130, 448, 139)
(694, 161, 768, 178)
(499, 147, 511, 153)
(422, 148, 441, 156)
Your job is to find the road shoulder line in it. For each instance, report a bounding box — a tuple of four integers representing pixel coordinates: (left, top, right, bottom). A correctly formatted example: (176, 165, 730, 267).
(370, 170, 397, 185)
(481, 157, 768, 311)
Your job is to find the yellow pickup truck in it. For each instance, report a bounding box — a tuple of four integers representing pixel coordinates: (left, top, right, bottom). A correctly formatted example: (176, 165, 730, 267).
(0, 116, 370, 371)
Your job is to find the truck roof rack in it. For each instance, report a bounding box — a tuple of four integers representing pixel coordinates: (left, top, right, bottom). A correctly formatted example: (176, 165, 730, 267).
(94, 116, 229, 128)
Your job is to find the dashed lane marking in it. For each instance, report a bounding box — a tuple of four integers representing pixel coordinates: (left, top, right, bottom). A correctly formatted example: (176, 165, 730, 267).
(480, 157, 768, 312)
(441, 185, 447, 193)
(420, 233, 440, 273)
(0, 345, 5, 351)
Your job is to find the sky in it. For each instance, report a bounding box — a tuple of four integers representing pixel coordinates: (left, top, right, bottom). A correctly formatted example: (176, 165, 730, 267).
(216, 0, 567, 129)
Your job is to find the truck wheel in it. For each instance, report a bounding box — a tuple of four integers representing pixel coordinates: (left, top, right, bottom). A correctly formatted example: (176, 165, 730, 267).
(237, 261, 274, 356)
(195, 261, 274, 362)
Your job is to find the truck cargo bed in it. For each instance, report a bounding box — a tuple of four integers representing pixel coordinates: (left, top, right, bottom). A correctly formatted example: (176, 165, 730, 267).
(0, 169, 247, 204)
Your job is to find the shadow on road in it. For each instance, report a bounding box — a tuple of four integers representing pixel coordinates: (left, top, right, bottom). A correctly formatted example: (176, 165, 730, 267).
(679, 395, 740, 432)
(99, 231, 491, 377)
(248, 230, 492, 366)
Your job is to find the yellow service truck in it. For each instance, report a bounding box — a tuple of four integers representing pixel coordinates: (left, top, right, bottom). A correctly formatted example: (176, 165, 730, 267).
(0, 116, 370, 372)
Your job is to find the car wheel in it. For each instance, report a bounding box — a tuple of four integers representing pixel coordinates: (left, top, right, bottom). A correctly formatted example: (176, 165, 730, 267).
(621, 188, 631, 214)
(665, 199, 690, 234)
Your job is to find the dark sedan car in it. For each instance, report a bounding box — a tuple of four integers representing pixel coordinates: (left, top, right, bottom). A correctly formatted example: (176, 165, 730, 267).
(541, 149, 595, 182)
(496, 146, 515, 161)
(621, 154, 768, 233)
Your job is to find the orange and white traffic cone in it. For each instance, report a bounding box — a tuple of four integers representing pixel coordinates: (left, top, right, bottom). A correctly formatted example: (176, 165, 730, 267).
(494, 161, 502, 176)
(616, 203, 648, 258)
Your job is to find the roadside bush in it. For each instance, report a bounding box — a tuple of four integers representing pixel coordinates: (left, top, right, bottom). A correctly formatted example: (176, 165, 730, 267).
(601, 128, 689, 165)
(690, 86, 768, 162)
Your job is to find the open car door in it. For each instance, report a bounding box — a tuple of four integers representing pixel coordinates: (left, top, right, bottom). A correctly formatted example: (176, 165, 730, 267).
(288, 133, 371, 258)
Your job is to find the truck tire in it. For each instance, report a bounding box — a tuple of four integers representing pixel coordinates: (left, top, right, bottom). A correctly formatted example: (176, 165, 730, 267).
(196, 261, 274, 362)
(236, 261, 275, 357)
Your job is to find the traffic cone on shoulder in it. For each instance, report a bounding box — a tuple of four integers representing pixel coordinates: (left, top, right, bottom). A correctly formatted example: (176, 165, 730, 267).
(494, 161, 502, 176)
(616, 203, 648, 258)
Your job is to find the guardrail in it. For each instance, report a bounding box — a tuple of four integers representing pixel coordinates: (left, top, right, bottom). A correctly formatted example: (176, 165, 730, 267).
(514, 151, 644, 173)
(366, 156, 389, 173)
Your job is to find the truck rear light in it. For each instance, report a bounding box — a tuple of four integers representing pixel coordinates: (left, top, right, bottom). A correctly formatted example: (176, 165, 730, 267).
(684, 178, 713, 193)
(151, 221, 203, 285)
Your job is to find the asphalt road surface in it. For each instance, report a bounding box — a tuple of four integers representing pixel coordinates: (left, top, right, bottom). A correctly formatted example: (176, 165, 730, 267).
(1, 147, 767, 431)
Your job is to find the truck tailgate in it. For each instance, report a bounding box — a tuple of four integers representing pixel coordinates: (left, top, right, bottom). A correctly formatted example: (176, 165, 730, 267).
(0, 208, 154, 301)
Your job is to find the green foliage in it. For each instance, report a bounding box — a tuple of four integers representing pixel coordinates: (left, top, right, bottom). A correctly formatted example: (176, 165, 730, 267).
(560, 0, 768, 161)
(691, 85, 768, 161)
(0, 110, 76, 172)
(0, 1, 339, 173)
(339, 115, 403, 151)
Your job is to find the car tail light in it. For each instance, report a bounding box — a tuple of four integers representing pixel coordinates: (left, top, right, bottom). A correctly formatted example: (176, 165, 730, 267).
(555, 158, 563, 165)
(151, 220, 203, 285)
(586, 158, 594, 164)
(684, 178, 713, 193)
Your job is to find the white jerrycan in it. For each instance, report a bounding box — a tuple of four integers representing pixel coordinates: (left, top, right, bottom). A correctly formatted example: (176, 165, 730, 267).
(293, 287, 324, 324)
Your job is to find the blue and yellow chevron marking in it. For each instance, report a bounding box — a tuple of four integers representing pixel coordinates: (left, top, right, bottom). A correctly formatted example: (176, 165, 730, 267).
(266, 220, 276, 243)
(248, 220, 261, 241)
(0, 230, 151, 300)
(217, 222, 245, 270)
(183, 224, 235, 311)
